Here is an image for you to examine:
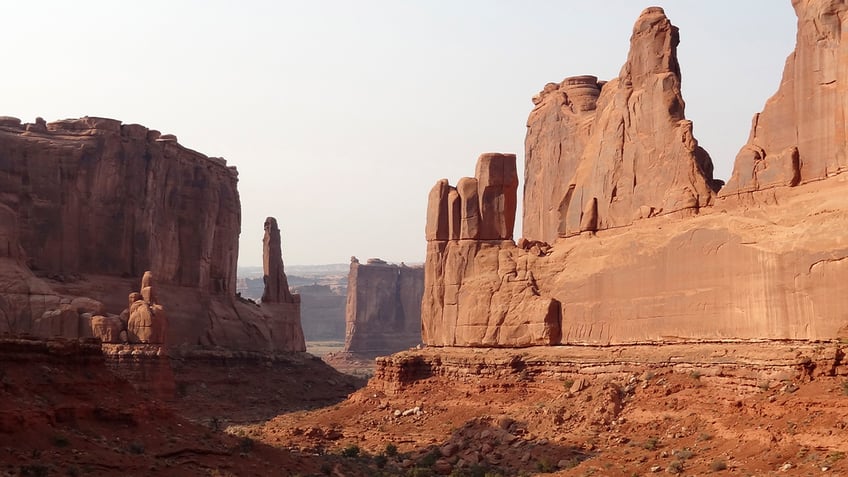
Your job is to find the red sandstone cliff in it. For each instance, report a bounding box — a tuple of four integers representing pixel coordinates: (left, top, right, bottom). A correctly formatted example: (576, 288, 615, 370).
(722, 0, 848, 195)
(0, 117, 303, 352)
(423, 3, 848, 347)
(523, 8, 720, 244)
(344, 258, 423, 357)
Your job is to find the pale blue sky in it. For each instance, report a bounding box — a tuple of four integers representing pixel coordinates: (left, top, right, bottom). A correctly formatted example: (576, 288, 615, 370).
(0, 2, 796, 265)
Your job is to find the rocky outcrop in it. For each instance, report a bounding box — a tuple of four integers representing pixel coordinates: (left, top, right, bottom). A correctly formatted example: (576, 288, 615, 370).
(722, 0, 848, 196)
(423, 154, 561, 347)
(523, 7, 720, 244)
(295, 284, 346, 341)
(422, 3, 848, 347)
(126, 272, 168, 344)
(344, 258, 423, 357)
(262, 217, 295, 303)
(0, 117, 305, 352)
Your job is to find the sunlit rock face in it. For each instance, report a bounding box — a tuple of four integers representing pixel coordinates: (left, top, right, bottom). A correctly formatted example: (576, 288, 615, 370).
(721, 0, 848, 196)
(421, 3, 848, 347)
(523, 7, 720, 245)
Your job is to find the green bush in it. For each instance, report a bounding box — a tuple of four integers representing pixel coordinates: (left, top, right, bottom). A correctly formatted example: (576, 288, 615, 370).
(340, 444, 361, 458)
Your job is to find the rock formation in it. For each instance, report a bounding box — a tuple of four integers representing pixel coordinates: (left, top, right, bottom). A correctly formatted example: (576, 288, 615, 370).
(523, 7, 720, 244)
(0, 117, 305, 352)
(423, 154, 561, 347)
(422, 3, 848, 347)
(721, 0, 848, 195)
(126, 272, 168, 344)
(262, 217, 295, 303)
(344, 258, 423, 356)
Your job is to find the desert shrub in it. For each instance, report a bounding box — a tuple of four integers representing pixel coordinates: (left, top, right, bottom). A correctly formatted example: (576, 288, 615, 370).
(340, 444, 360, 458)
(710, 459, 727, 471)
(666, 460, 683, 474)
(52, 435, 70, 448)
(385, 443, 398, 457)
(675, 448, 695, 460)
(535, 458, 554, 472)
(238, 437, 253, 453)
(643, 437, 659, 450)
(419, 448, 440, 467)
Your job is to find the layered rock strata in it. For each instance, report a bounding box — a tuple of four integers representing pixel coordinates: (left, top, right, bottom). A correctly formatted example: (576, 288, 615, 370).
(523, 7, 720, 244)
(422, 3, 848, 347)
(722, 0, 848, 195)
(423, 154, 561, 347)
(0, 118, 304, 352)
(344, 258, 423, 357)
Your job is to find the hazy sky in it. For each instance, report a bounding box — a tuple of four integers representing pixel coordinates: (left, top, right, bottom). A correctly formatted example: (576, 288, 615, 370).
(0, 2, 796, 266)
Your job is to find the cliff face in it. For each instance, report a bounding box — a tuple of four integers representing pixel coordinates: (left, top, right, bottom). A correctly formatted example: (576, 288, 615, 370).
(722, 0, 848, 195)
(421, 2, 848, 347)
(0, 117, 304, 352)
(423, 154, 561, 347)
(344, 259, 423, 357)
(523, 8, 719, 244)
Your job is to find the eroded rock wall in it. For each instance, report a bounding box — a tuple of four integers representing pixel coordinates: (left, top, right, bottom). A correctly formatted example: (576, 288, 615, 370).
(423, 154, 561, 347)
(722, 0, 848, 196)
(0, 117, 304, 352)
(523, 7, 719, 244)
(344, 258, 423, 356)
(422, 2, 848, 347)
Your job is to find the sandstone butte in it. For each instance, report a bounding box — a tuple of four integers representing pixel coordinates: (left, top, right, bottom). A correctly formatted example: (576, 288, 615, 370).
(424, 2, 848, 347)
(343, 257, 424, 358)
(0, 118, 304, 353)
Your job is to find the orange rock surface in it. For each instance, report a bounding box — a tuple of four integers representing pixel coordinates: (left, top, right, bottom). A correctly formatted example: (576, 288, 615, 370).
(422, 3, 848, 347)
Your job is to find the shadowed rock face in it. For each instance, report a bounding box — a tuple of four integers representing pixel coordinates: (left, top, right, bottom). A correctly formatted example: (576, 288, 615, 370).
(722, 0, 848, 195)
(262, 217, 295, 304)
(422, 2, 848, 347)
(344, 258, 423, 357)
(523, 7, 720, 244)
(0, 117, 239, 294)
(0, 117, 305, 352)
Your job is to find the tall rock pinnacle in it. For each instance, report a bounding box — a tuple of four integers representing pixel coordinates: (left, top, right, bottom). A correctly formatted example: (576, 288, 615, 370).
(523, 6, 720, 244)
(261, 217, 295, 304)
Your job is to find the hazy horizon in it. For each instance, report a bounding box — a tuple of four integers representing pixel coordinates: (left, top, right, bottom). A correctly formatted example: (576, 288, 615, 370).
(0, 2, 796, 266)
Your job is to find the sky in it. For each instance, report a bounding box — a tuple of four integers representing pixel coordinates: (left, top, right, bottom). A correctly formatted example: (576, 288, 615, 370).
(0, 1, 797, 266)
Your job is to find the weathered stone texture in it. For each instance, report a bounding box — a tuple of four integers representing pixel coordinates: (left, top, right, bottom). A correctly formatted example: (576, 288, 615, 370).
(262, 217, 296, 304)
(344, 258, 423, 356)
(523, 7, 719, 244)
(722, 0, 848, 195)
(423, 154, 561, 347)
(422, 2, 848, 347)
(0, 117, 305, 352)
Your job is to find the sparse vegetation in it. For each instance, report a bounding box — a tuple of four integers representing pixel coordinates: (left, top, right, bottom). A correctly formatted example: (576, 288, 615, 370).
(675, 448, 695, 460)
(535, 457, 555, 472)
(340, 444, 360, 458)
(52, 435, 70, 448)
(841, 380, 848, 396)
(667, 460, 684, 474)
(698, 432, 713, 441)
(643, 437, 659, 450)
(19, 465, 48, 477)
(689, 370, 702, 380)
(237, 437, 253, 453)
(710, 459, 728, 471)
(418, 448, 441, 467)
(385, 443, 398, 457)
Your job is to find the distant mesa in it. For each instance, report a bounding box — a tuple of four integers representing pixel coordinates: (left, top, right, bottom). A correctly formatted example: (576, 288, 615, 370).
(344, 258, 423, 357)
